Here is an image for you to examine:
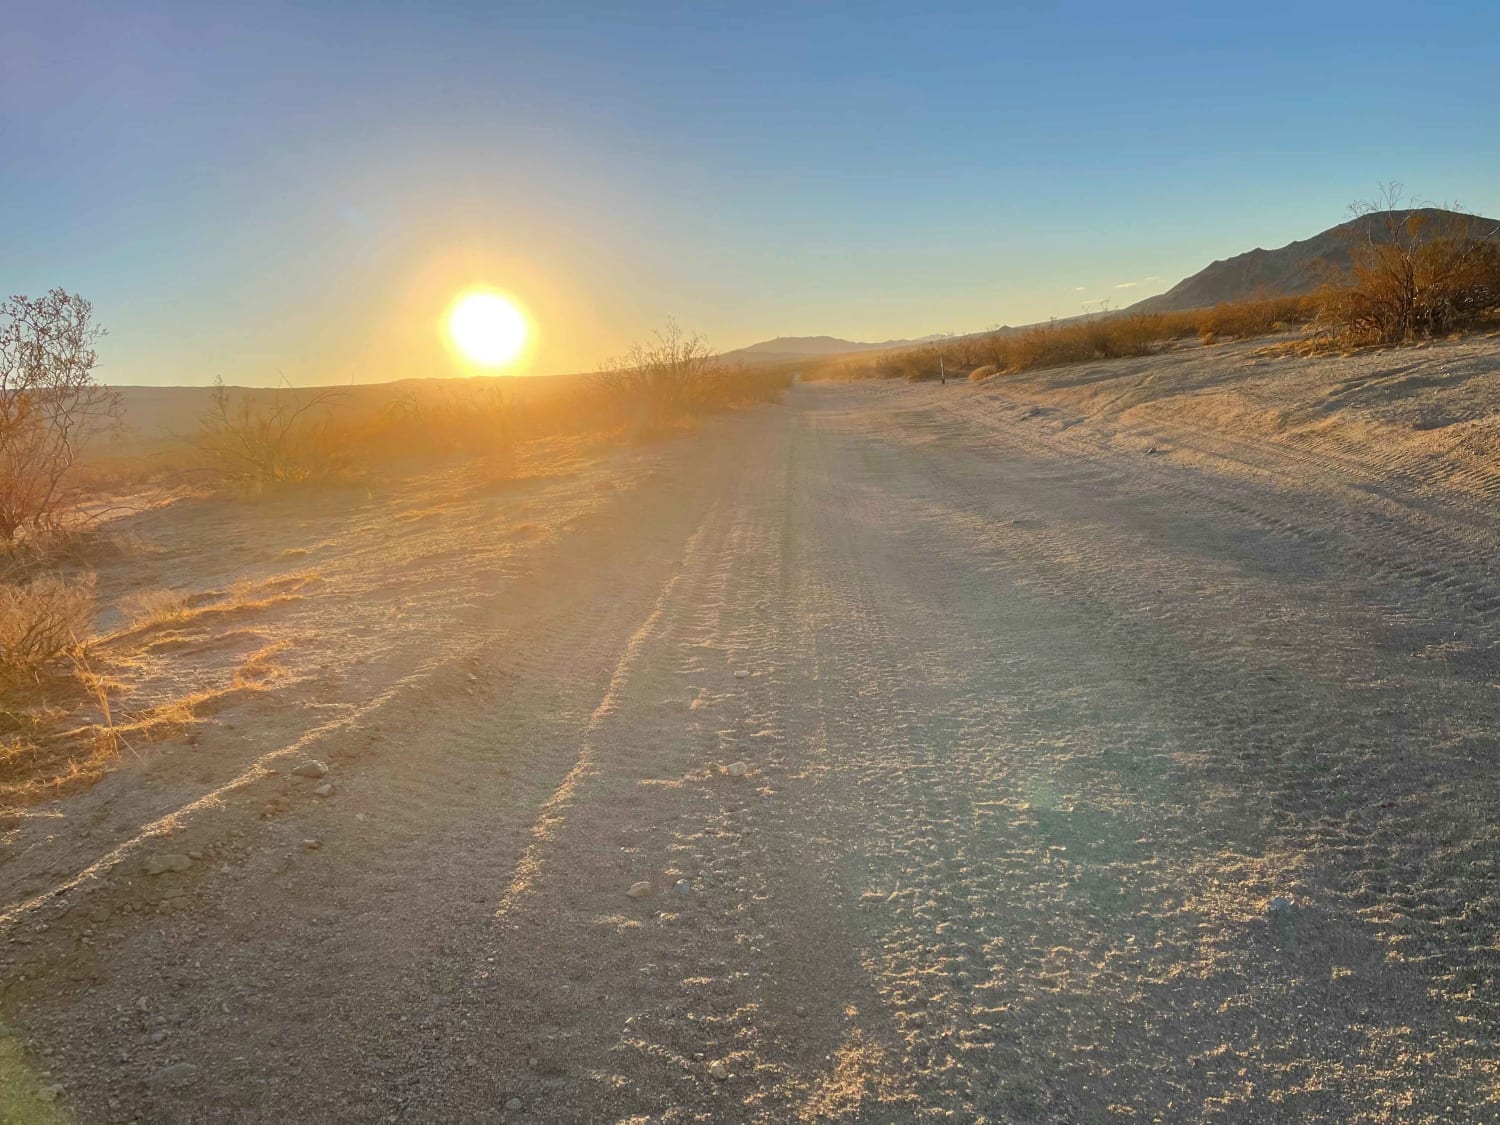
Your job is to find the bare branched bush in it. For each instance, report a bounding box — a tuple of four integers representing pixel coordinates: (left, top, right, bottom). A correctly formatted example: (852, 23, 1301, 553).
(589, 321, 791, 435)
(0, 572, 95, 683)
(197, 378, 350, 488)
(0, 291, 119, 540)
(596, 320, 722, 433)
(1318, 186, 1500, 345)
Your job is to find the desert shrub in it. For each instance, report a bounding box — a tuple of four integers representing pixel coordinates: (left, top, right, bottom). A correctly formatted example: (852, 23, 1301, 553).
(0, 291, 120, 541)
(596, 321, 721, 432)
(375, 383, 519, 475)
(855, 294, 1320, 383)
(1318, 192, 1500, 344)
(0, 572, 95, 682)
(595, 322, 792, 434)
(197, 379, 350, 488)
(1198, 295, 1319, 342)
(118, 587, 189, 628)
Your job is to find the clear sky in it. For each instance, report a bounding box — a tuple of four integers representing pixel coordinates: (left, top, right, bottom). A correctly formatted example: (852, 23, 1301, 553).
(5, 1, 1497, 386)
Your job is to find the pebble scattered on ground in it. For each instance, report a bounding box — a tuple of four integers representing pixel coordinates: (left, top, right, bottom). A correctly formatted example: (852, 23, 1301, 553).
(626, 881, 652, 898)
(293, 760, 329, 778)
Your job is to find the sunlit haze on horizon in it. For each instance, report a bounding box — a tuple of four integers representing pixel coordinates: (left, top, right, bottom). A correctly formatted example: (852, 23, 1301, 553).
(5, 0, 1498, 386)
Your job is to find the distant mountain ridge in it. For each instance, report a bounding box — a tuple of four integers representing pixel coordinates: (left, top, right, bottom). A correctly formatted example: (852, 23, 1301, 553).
(1127, 208, 1500, 315)
(721, 333, 946, 362)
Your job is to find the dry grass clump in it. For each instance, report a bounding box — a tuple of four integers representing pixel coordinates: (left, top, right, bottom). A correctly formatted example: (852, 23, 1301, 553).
(231, 640, 289, 689)
(0, 573, 95, 683)
(1196, 295, 1319, 343)
(0, 573, 102, 808)
(969, 365, 998, 382)
(119, 586, 190, 628)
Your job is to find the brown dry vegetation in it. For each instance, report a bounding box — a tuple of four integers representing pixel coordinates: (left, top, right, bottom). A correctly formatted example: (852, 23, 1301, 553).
(816, 206, 1500, 386)
(820, 295, 1322, 383)
(193, 339, 792, 494)
(1315, 206, 1500, 344)
(0, 323, 792, 813)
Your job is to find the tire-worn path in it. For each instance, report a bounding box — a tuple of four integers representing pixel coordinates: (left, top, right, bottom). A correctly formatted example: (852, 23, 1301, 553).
(3, 380, 1498, 1122)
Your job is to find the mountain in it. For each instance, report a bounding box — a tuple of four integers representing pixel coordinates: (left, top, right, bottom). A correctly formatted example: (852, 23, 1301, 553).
(720, 334, 945, 363)
(1128, 208, 1500, 315)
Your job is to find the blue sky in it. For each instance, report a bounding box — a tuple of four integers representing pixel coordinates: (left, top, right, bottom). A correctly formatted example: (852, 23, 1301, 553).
(4, 1, 1497, 385)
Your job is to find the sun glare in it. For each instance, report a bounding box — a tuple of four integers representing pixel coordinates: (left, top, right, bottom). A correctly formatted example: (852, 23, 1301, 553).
(447, 290, 528, 368)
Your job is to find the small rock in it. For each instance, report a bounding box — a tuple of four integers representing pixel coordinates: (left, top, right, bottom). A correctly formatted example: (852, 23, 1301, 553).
(303, 839, 321, 851)
(626, 881, 652, 899)
(149, 1062, 200, 1089)
(293, 760, 329, 778)
(725, 762, 749, 778)
(732, 669, 750, 679)
(708, 1060, 729, 1081)
(150, 1030, 169, 1044)
(1267, 895, 1296, 916)
(143, 854, 192, 876)
(312, 783, 335, 798)
(673, 879, 693, 896)
(505, 1097, 522, 1111)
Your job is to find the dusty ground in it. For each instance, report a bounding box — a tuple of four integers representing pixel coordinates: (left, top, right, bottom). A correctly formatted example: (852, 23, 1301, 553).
(3, 336, 1500, 1122)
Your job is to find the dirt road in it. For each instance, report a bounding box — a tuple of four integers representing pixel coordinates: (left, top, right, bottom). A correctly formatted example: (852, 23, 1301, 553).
(3, 374, 1499, 1122)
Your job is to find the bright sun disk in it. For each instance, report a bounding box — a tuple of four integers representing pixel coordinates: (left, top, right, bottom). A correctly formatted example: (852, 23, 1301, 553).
(447, 290, 528, 367)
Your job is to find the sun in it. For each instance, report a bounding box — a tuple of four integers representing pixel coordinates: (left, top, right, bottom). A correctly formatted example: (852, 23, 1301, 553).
(446, 290, 528, 368)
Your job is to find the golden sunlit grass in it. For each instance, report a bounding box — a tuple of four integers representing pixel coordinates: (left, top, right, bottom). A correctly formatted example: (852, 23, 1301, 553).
(232, 640, 289, 689)
(823, 295, 1322, 382)
(0, 566, 321, 811)
(119, 586, 190, 628)
(0, 602, 301, 812)
(106, 574, 319, 646)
